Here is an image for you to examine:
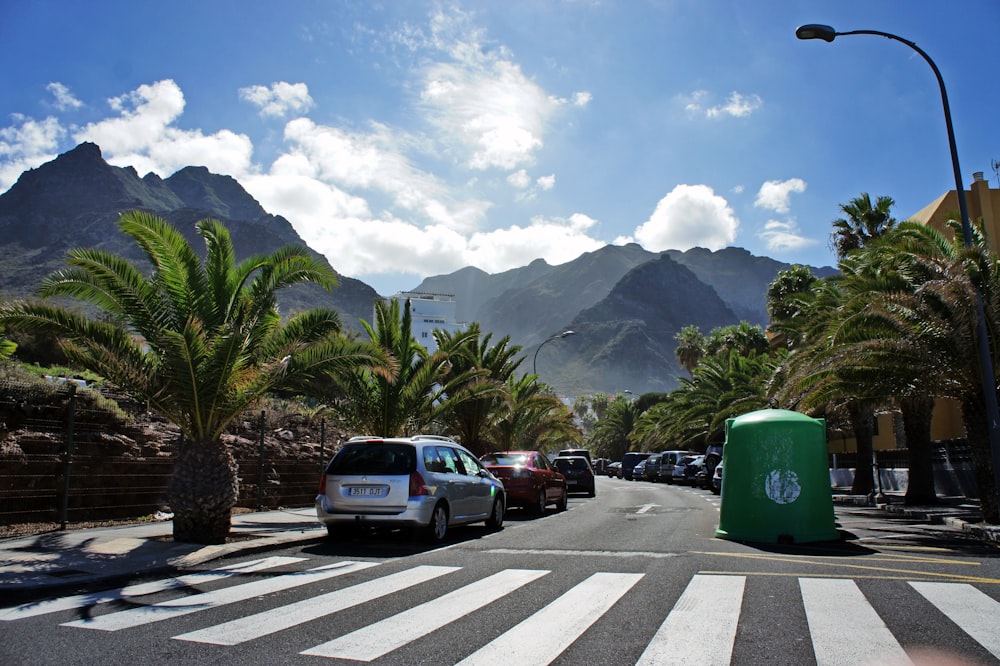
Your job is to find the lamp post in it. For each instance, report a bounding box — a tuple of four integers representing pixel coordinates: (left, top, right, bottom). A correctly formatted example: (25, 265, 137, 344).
(533, 330, 575, 376)
(797, 24, 1000, 508)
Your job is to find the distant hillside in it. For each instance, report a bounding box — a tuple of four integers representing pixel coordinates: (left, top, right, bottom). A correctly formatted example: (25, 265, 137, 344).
(0, 143, 380, 331)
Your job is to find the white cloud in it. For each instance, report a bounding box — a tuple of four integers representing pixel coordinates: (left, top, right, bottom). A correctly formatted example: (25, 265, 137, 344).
(239, 82, 314, 118)
(74, 79, 255, 177)
(759, 219, 818, 252)
(0, 114, 66, 190)
(634, 184, 739, 251)
(507, 169, 531, 188)
(573, 91, 592, 107)
(684, 90, 762, 119)
(536, 174, 555, 190)
(417, 10, 564, 171)
(281, 117, 489, 232)
(46, 83, 82, 111)
(707, 92, 762, 118)
(755, 178, 806, 214)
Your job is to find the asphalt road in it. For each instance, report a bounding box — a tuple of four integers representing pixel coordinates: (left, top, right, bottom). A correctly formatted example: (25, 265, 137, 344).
(2, 476, 999, 665)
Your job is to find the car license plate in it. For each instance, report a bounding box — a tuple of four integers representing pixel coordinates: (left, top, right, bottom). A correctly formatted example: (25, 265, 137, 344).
(567, 479, 578, 485)
(349, 486, 385, 496)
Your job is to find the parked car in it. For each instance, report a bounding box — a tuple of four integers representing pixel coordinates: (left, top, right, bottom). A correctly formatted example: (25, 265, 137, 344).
(316, 435, 506, 542)
(658, 450, 693, 483)
(712, 460, 723, 495)
(671, 454, 703, 485)
(481, 451, 567, 514)
(552, 455, 597, 497)
(642, 453, 662, 481)
(700, 444, 724, 490)
(607, 461, 622, 478)
(632, 458, 648, 482)
(622, 451, 652, 480)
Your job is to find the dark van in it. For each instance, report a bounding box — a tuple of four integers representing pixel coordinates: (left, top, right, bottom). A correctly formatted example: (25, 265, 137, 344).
(621, 451, 652, 481)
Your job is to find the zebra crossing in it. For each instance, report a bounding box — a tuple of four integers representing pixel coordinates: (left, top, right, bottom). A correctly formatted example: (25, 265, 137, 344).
(2, 557, 998, 664)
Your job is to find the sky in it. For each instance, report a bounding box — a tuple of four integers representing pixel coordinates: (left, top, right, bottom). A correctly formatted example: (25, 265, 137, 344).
(2, 1, 998, 297)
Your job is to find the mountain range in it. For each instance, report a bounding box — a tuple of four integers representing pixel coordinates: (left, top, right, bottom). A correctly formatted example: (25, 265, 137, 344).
(0, 143, 836, 396)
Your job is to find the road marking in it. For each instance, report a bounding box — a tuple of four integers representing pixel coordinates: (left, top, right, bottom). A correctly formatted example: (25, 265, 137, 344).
(636, 503, 659, 514)
(637, 574, 744, 665)
(62, 560, 379, 631)
(693, 551, 999, 584)
(486, 548, 679, 559)
(0, 556, 304, 621)
(301, 569, 548, 660)
(800, 577, 908, 665)
(910, 582, 1000, 657)
(176, 565, 461, 646)
(455, 572, 644, 665)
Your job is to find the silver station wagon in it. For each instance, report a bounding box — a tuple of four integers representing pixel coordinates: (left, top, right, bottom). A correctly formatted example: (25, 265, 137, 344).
(316, 435, 506, 542)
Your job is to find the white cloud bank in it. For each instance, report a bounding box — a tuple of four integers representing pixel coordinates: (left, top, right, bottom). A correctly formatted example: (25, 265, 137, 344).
(239, 82, 314, 118)
(633, 184, 739, 252)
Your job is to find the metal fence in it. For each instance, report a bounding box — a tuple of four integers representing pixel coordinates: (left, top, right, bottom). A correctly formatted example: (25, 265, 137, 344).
(0, 380, 335, 528)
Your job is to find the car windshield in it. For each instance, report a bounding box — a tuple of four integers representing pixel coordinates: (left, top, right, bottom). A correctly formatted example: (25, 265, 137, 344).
(327, 443, 416, 475)
(481, 453, 529, 466)
(554, 458, 588, 471)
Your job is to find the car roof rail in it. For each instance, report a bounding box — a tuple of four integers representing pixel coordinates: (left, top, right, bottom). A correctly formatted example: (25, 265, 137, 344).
(410, 434, 455, 442)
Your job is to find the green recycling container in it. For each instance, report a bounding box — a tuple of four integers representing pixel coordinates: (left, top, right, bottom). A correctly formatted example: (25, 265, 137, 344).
(715, 409, 839, 544)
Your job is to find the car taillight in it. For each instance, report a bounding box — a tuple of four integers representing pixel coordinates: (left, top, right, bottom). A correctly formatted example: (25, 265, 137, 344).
(317, 471, 327, 495)
(409, 471, 430, 496)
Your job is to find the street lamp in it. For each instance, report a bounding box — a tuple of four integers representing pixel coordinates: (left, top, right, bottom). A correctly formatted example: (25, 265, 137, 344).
(533, 330, 575, 376)
(797, 23, 1000, 506)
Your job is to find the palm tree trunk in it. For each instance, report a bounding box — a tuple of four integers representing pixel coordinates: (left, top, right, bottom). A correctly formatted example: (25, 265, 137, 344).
(960, 399, 1000, 524)
(848, 402, 875, 496)
(169, 437, 239, 543)
(900, 397, 937, 505)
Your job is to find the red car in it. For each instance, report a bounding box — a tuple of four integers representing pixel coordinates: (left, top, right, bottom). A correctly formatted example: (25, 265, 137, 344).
(480, 451, 568, 514)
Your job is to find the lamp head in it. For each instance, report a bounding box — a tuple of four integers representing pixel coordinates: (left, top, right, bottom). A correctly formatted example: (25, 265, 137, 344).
(561, 330, 576, 338)
(796, 24, 837, 42)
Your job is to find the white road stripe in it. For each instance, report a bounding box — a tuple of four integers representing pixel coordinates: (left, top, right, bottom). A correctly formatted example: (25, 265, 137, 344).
(301, 568, 548, 661)
(61, 560, 378, 631)
(800, 577, 908, 666)
(176, 565, 461, 646)
(0, 556, 304, 621)
(455, 572, 644, 666)
(910, 581, 1000, 657)
(636, 574, 745, 665)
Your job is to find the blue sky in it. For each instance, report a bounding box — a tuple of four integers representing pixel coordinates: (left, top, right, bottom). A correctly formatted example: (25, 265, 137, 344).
(2, 1, 998, 296)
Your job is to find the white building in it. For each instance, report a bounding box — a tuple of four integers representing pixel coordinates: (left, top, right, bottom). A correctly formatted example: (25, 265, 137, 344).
(391, 292, 465, 354)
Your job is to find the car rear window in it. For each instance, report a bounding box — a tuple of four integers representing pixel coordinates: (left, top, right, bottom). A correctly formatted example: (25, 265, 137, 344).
(481, 453, 529, 466)
(554, 458, 588, 471)
(327, 443, 416, 475)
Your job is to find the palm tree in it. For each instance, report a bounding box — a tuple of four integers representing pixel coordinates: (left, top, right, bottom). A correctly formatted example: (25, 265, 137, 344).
(435, 323, 520, 455)
(830, 192, 897, 259)
(329, 298, 480, 437)
(587, 396, 640, 461)
(0, 212, 382, 543)
(674, 325, 705, 375)
(485, 374, 581, 452)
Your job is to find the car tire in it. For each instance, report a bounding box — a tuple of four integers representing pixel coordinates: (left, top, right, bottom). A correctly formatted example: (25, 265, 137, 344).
(535, 487, 547, 515)
(556, 487, 568, 512)
(588, 485, 596, 498)
(485, 496, 505, 530)
(425, 502, 448, 543)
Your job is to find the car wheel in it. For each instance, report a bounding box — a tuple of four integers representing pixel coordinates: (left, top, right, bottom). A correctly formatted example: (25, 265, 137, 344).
(485, 496, 505, 530)
(588, 485, 596, 498)
(556, 487, 568, 511)
(535, 487, 547, 515)
(425, 503, 448, 543)
(325, 524, 337, 539)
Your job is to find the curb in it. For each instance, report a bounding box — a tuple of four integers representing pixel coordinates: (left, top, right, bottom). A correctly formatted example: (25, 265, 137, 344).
(834, 493, 1000, 545)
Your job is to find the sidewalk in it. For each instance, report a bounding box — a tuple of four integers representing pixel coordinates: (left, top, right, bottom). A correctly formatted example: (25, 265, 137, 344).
(0, 507, 326, 593)
(832, 490, 1000, 544)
